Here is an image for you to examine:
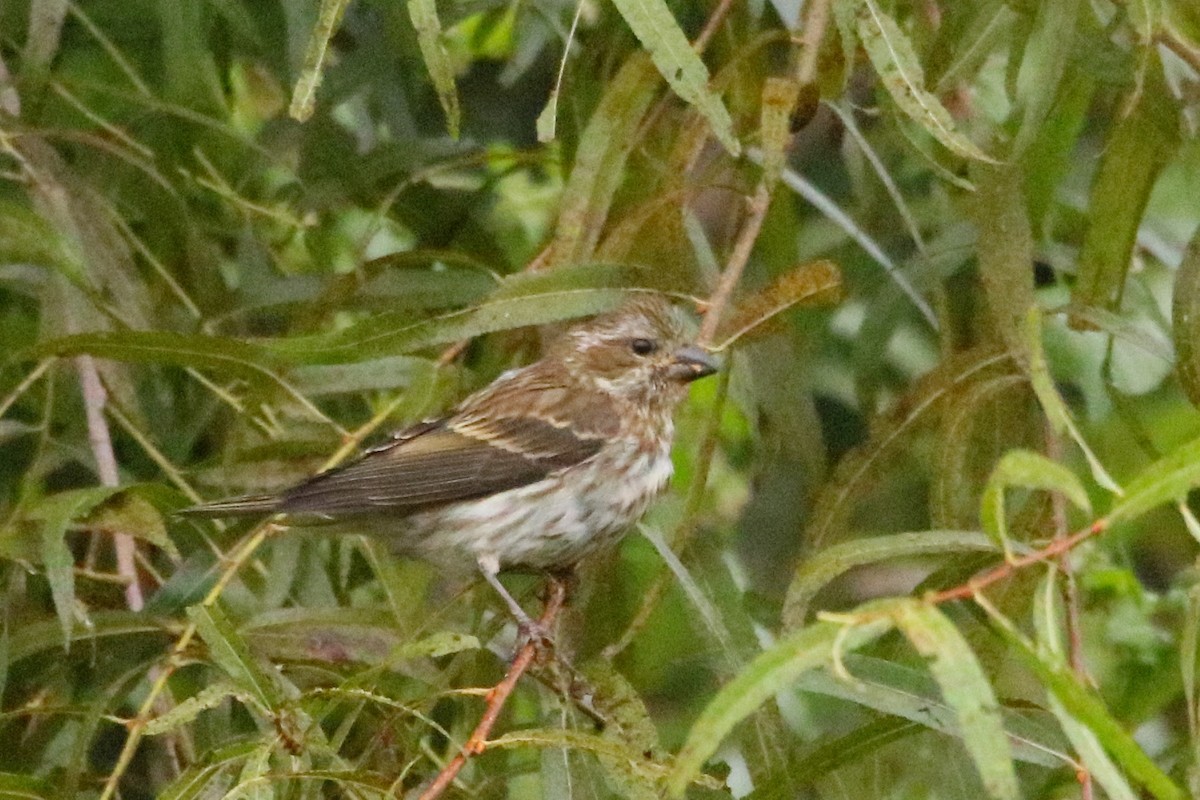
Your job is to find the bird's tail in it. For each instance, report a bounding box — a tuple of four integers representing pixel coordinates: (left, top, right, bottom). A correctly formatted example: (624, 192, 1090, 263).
(180, 494, 281, 518)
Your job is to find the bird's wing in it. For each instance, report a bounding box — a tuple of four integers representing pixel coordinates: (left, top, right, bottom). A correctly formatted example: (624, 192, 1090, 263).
(276, 414, 606, 516)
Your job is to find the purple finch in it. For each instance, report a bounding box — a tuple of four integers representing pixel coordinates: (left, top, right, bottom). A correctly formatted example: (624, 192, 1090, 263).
(186, 295, 718, 629)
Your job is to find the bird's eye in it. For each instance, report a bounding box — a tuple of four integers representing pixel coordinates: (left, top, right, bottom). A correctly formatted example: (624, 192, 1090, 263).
(630, 338, 658, 356)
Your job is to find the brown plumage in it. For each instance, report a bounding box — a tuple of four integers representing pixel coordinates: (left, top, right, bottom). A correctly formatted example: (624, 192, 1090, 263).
(185, 295, 717, 628)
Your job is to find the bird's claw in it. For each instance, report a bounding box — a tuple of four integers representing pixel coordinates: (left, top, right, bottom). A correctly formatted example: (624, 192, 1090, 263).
(517, 618, 555, 656)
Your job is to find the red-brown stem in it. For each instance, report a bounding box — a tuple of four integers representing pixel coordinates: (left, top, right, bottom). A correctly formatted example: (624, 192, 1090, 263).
(1046, 431, 1092, 799)
(693, 0, 737, 54)
(418, 578, 569, 800)
(926, 519, 1108, 605)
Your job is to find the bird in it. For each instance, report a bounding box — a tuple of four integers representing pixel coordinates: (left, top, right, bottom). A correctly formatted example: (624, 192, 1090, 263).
(184, 295, 718, 634)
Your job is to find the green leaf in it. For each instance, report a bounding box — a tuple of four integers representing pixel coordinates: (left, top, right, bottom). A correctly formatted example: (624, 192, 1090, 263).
(856, 0, 995, 163)
(187, 604, 290, 713)
(1011, 0, 1082, 155)
(988, 602, 1185, 800)
(1172, 226, 1200, 408)
(143, 682, 244, 736)
(606, 0, 740, 155)
(1109, 435, 1200, 525)
(782, 530, 997, 630)
(550, 55, 662, 268)
(1071, 59, 1181, 315)
(712, 260, 843, 350)
(1024, 307, 1120, 492)
(289, 0, 350, 121)
(793, 655, 1070, 768)
(1031, 573, 1138, 800)
(24, 486, 132, 648)
(979, 449, 1090, 557)
(407, 0, 461, 138)
(893, 601, 1020, 800)
(666, 607, 894, 796)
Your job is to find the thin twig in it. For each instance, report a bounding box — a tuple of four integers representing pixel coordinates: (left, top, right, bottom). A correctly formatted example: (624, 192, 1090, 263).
(75, 355, 143, 611)
(418, 578, 569, 800)
(693, 0, 738, 55)
(926, 519, 1108, 605)
(1046, 427, 1093, 799)
(697, 182, 772, 346)
(795, 0, 833, 86)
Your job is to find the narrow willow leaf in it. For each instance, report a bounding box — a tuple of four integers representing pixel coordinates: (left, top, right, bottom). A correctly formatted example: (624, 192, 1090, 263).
(143, 683, 243, 736)
(606, 0, 739, 155)
(1072, 61, 1181, 316)
(386, 630, 480, 662)
(0, 200, 85, 282)
(407, 0, 461, 138)
(6, 610, 167, 664)
(980, 449, 1090, 558)
(782, 530, 996, 630)
(806, 347, 1014, 547)
(665, 608, 895, 796)
(1031, 573, 1138, 800)
(1011, 0, 1082, 155)
(986, 603, 1186, 800)
(794, 655, 1070, 768)
(491, 728, 716, 795)
(157, 741, 261, 800)
(856, 0, 995, 163)
(893, 601, 1020, 800)
(931, 373, 1030, 529)
(232, 745, 273, 800)
(83, 489, 179, 559)
(289, 0, 350, 121)
(32, 330, 283, 389)
(550, 54, 661, 268)
(1172, 227, 1200, 408)
(760, 77, 799, 188)
(1108, 435, 1200, 525)
(1024, 307, 1120, 492)
(27, 486, 129, 648)
(712, 260, 843, 350)
(187, 604, 288, 713)
(0, 772, 53, 798)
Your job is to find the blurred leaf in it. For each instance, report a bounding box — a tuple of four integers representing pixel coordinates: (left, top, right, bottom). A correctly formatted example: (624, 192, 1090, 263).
(21, 486, 133, 648)
(408, 0, 461, 138)
(979, 449, 1090, 558)
(856, 0, 996, 163)
(1024, 307, 1120, 492)
(289, 0, 350, 121)
(1071, 59, 1182, 316)
(1011, 0, 1082, 155)
(759, 77, 800, 188)
(782, 530, 996, 629)
(988, 603, 1186, 800)
(550, 54, 661, 268)
(713, 260, 843, 350)
(607, 0, 740, 155)
(1172, 226, 1200, 408)
(1108, 434, 1200, 525)
(794, 654, 1070, 768)
(666, 606, 895, 796)
(893, 600, 1020, 800)
(965, 162, 1036, 357)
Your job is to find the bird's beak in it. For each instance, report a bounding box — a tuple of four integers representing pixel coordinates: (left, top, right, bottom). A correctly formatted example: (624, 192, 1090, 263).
(668, 345, 719, 383)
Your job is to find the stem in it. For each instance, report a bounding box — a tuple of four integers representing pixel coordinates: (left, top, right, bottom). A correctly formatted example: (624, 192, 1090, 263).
(417, 578, 569, 800)
(75, 355, 143, 611)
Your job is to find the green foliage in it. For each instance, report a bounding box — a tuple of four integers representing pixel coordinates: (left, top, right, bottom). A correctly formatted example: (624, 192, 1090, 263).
(1, 0, 1199, 797)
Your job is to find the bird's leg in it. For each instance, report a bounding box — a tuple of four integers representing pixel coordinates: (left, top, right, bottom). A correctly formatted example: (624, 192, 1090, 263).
(477, 556, 554, 648)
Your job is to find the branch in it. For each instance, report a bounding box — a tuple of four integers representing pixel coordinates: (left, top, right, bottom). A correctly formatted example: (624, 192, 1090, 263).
(925, 519, 1109, 605)
(696, 182, 773, 346)
(418, 578, 569, 800)
(75, 355, 143, 611)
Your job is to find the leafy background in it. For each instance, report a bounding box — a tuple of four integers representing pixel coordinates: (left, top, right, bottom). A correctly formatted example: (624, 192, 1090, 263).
(1, 0, 1199, 797)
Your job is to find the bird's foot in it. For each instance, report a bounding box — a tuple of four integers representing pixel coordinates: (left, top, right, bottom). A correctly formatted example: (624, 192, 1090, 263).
(516, 615, 555, 657)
